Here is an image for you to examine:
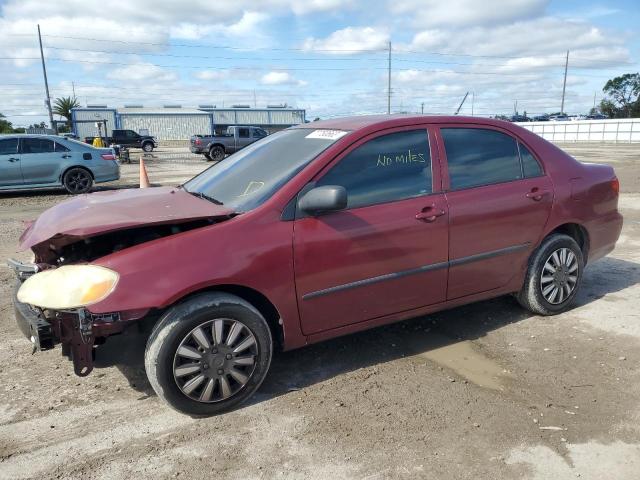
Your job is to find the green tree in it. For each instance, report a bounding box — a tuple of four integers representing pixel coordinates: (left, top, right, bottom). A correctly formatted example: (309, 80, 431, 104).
(52, 96, 80, 128)
(0, 113, 14, 133)
(602, 73, 640, 118)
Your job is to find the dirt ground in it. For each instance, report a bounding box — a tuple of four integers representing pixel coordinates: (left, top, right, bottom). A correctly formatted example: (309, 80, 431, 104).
(0, 143, 639, 480)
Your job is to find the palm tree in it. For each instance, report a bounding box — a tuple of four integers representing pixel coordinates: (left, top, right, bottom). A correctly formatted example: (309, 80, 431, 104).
(53, 96, 80, 129)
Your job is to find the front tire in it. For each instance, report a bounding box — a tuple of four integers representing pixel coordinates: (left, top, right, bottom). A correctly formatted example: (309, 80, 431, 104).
(142, 142, 154, 153)
(517, 234, 584, 316)
(62, 167, 93, 194)
(144, 292, 273, 416)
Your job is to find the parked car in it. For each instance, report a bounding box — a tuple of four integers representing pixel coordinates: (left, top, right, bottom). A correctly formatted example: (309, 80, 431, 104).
(11, 115, 622, 416)
(85, 129, 157, 152)
(190, 126, 268, 161)
(587, 114, 608, 120)
(532, 114, 550, 122)
(510, 115, 531, 123)
(0, 134, 119, 194)
(549, 114, 570, 121)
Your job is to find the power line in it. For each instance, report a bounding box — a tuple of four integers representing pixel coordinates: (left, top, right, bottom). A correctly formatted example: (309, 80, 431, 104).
(1, 56, 615, 78)
(6, 32, 634, 66)
(42, 46, 383, 62)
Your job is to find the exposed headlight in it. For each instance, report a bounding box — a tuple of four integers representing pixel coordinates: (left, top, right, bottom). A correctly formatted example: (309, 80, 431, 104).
(17, 265, 119, 310)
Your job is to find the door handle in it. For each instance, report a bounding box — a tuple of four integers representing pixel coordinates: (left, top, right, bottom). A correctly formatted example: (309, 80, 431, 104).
(416, 205, 446, 222)
(8, 157, 20, 162)
(526, 189, 550, 201)
(61, 154, 72, 159)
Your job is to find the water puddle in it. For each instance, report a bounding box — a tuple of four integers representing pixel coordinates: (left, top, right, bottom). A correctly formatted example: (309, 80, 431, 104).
(419, 334, 511, 390)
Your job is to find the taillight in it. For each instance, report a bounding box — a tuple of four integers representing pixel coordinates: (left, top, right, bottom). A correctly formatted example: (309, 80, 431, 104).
(101, 153, 116, 161)
(611, 177, 620, 195)
(195, 138, 202, 145)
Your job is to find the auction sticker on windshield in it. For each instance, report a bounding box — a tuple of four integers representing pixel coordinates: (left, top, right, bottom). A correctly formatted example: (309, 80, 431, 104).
(305, 130, 349, 140)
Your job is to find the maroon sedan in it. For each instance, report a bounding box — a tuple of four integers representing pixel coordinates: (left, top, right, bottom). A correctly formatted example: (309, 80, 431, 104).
(11, 115, 622, 416)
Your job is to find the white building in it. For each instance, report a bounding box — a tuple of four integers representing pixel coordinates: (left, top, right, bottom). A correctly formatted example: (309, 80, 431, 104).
(71, 105, 307, 141)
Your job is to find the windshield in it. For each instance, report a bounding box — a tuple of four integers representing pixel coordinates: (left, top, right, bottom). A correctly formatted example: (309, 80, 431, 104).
(183, 128, 347, 212)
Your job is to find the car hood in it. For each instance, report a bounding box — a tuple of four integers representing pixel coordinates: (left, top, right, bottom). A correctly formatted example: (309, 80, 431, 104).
(19, 186, 234, 251)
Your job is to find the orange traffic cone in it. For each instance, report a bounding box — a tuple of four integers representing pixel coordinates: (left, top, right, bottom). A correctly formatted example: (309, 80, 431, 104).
(139, 156, 150, 188)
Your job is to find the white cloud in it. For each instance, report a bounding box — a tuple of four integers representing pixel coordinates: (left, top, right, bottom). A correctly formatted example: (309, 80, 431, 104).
(391, 0, 549, 27)
(407, 17, 630, 68)
(260, 71, 307, 86)
(303, 26, 389, 54)
(195, 70, 231, 81)
(106, 63, 178, 83)
(288, 0, 354, 15)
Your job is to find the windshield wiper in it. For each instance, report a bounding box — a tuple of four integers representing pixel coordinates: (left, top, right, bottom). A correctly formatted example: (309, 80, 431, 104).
(188, 191, 224, 205)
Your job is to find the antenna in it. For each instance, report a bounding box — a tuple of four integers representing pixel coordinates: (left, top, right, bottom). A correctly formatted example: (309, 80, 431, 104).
(454, 92, 469, 115)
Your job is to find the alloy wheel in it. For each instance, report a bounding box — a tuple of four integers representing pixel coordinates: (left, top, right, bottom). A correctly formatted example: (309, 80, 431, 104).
(540, 247, 579, 305)
(66, 170, 91, 193)
(173, 318, 257, 403)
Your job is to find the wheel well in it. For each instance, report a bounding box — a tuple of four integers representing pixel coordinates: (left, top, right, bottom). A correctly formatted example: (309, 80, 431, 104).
(60, 165, 94, 183)
(209, 143, 225, 152)
(548, 223, 590, 261)
(177, 285, 284, 349)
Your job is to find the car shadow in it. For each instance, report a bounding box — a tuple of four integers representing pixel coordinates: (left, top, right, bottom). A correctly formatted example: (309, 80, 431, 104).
(93, 256, 640, 404)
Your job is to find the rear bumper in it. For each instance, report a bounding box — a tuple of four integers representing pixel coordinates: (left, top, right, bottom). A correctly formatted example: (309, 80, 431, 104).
(94, 162, 120, 183)
(190, 146, 206, 154)
(586, 211, 623, 264)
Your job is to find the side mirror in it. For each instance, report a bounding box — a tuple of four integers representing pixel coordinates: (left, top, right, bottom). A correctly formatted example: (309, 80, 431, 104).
(298, 185, 347, 215)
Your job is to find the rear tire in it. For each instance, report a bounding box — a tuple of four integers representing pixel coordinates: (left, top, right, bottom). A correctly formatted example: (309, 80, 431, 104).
(517, 234, 584, 315)
(142, 142, 154, 153)
(204, 153, 212, 161)
(144, 292, 273, 417)
(209, 145, 225, 162)
(62, 167, 93, 194)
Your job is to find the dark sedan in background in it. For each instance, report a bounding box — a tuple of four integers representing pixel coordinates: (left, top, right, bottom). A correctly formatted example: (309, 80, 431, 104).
(0, 135, 119, 194)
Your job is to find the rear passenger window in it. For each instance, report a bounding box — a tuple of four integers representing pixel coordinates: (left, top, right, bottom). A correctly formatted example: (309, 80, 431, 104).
(442, 128, 522, 190)
(317, 130, 432, 209)
(21, 138, 56, 154)
(55, 142, 70, 152)
(519, 143, 543, 178)
(238, 128, 250, 138)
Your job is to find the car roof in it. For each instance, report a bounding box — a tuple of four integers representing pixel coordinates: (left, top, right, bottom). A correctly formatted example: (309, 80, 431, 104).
(294, 114, 516, 131)
(0, 134, 64, 140)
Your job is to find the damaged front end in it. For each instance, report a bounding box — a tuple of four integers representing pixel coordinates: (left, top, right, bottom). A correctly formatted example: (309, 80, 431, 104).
(9, 187, 237, 377)
(9, 258, 141, 376)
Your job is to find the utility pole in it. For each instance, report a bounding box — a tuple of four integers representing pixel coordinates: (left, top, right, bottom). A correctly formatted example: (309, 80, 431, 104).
(37, 24, 56, 133)
(72, 81, 76, 98)
(421, 102, 424, 114)
(593, 91, 597, 110)
(253, 89, 257, 108)
(514, 100, 518, 115)
(560, 50, 569, 115)
(471, 91, 475, 116)
(387, 41, 392, 114)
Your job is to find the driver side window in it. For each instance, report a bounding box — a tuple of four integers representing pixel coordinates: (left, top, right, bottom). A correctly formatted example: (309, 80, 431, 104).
(316, 130, 432, 209)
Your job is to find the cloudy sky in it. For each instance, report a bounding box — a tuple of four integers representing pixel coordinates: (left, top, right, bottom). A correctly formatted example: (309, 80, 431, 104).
(0, 0, 638, 126)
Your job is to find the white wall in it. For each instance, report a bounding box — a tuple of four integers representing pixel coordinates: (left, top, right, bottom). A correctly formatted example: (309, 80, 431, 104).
(73, 109, 117, 139)
(516, 118, 640, 143)
(120, 114, 211, 140)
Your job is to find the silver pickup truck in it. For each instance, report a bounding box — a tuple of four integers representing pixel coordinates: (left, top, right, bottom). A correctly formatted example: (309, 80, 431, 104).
(190, 126, 268, 161)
